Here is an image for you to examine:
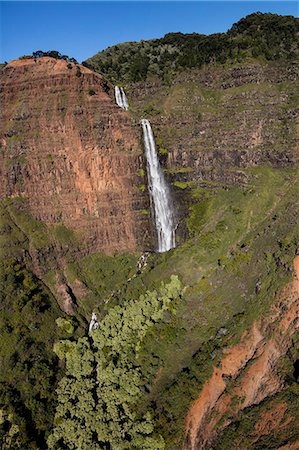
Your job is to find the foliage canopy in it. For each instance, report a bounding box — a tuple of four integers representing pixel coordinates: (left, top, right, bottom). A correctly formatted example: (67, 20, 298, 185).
(48, 276, 182, 449)
(84, 13, 299, 82)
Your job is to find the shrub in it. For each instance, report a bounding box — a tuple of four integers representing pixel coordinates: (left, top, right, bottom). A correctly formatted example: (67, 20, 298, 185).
(143, 104, 161, 116)
(88, 88, 96, 96)
(19, 55, 32, 60)
(31, 50, 78, 63)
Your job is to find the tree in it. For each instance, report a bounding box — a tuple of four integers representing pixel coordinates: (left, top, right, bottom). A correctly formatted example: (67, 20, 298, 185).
(48, 276, 182, 449)
(30, 50, 78, 64)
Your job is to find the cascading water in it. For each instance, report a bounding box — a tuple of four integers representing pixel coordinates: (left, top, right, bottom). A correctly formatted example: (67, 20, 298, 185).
(120, 87, 129, 110)
(115, 86, 129, 110)
(141, 119, 176, 252)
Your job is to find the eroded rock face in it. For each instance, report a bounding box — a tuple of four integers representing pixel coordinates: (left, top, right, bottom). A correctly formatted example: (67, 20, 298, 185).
(128, 61, 299, 185)
(184, 256, 299, 450)
(0, 57, 151, 254)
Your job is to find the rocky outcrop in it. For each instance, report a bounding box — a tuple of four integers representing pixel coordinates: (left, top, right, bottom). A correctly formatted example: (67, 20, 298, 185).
(185, 256, 299, 450)
(0, 57, 151, 255)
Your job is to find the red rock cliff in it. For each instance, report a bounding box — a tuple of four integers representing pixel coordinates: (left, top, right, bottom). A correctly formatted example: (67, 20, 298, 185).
(0, 57, 151, 254)
(185, 256, 299, 450)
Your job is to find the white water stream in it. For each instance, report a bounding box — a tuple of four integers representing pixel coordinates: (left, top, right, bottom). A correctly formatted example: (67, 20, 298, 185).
(115, 86, 129, 110)
(141, 119, 176, 252)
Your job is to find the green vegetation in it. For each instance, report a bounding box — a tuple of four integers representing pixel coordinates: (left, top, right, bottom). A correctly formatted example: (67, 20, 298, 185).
(2, 163, 298, 448)
(76, 66, 82, 77)
(172, 181, 194, 190)
(138, 209, 150, 216)
(47, 153, 54, 162)
(48, 167, 297, 448)
(52, 223, 76, 245)
(56, 317, 75, 334)
(1, 167, 298, 448)
(19, 50, 78, 64)
(3, 198, 50, 250)
(88, 88, 96, 96)
(0, 198, 80, 257)
(1, 12, 299, 447)
(165, 167, 193, 175)
(155, 135, 169, 156)
(0, 260, 66, 449)
(0, 199, 79, 254)
(215, 376, 299, 449)
(48, 277, 182, 449)
(18, 55, 32, 60)
(158, 147, 168, 156)
(85, 13, 299, 83)
(142, 104, 161, 116)
(64, 252, 139, 316)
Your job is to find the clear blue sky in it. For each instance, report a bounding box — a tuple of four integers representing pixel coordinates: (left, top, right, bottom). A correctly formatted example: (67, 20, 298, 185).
(0, 1, 298, 63)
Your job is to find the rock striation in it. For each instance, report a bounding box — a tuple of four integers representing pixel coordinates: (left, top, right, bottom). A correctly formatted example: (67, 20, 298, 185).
(185, 256, 299, 450)
(0, 57, 151, 254)
(128, 61, 299, 185)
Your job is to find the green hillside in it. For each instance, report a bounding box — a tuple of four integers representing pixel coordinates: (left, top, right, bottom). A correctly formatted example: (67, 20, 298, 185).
(1, 166, 298, 448)
(84, 13, 299, 83)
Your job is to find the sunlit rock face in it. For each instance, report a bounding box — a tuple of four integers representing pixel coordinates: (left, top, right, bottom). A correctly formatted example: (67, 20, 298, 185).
(0, 57, 151, 254)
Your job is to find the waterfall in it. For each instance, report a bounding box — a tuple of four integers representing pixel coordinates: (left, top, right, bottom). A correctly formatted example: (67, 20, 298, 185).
(88, 312, 99, 333)
(115, 86, 129, 110)
(120, 87, 129, 110)
(141, 119, 176, 252)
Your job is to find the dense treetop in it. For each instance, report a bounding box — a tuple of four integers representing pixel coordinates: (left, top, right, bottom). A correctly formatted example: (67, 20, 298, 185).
(19, 50, 78, 63)
(48, 276, 183, 449)
(84, 13, 299, 82)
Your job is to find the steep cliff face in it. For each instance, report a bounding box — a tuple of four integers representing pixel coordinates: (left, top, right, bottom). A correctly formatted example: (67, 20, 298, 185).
(128, 61, 298, 183)
(185, 256, 299, 450)
(0, 57, 151, 255)
(125, 60, 299, 242)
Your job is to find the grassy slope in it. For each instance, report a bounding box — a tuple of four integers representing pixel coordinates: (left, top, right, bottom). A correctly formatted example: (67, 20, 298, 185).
(125, 167, 299, 447)
(61, 166, 297, 448)
(1, 168, 298, 448)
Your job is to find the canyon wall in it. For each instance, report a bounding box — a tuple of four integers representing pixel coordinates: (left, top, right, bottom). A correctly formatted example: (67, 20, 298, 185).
(1, 58, 298, 256)
(185, 256, 299, 450)
(0, 57, 151, 255)
(128, 61, 299, 183)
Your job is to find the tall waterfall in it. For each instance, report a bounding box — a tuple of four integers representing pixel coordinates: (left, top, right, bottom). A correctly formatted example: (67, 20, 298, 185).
(141, 119, 176, 252)
(115, 86, 129, 110)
